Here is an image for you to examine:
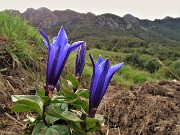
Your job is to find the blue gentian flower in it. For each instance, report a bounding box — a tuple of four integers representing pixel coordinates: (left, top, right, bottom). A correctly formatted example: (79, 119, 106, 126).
(88, 54, 124, 117)
(39, 26, 84, 92)
(75, 43, 86, 78)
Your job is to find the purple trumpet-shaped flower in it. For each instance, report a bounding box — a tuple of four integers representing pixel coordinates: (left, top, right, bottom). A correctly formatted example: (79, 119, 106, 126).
(39, 26, 84, 93)
(88, 54, 124, 117)
(75, 43, 86, 78)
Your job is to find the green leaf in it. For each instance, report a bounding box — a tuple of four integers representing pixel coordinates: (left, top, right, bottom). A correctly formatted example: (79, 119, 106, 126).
(32, 123, 48, 135)
(86, 117, 102, 132)
(46, 105, 83, 122)
(71, 131, 80, 135)
(35, 86, 45, 97)
(45, 104, 68, 119)
(67, 74, 79, 89)
(63, 89, 78, 99)
(41, 96, 51, 106)
(11, 95, 43, 115)
(11, 99, 42, 114)
(69, 122, 87, 135)
(60, 78, 73, 91)
(76, 89, 89, 99)
(11, 95, 42, 103)
(61, 111, 82, 122)
(73, 98, 89, 111)
(74, 105, 88, 115)
(51, 96, 78, 104)
(7, 49, 20, 66)
(45, 115, 60, 125)
(50, 103, 68, 113)
(32, 123, 71, 135)
(11, 102, 33, 112)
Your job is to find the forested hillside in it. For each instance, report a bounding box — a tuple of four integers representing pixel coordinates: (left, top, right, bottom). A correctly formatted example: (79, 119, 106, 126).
(18, 7, 180, 80)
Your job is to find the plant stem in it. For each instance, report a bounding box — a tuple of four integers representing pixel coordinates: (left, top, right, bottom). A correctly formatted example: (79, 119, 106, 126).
(42, 106, 48, 127)
(80, 113, 87, 131)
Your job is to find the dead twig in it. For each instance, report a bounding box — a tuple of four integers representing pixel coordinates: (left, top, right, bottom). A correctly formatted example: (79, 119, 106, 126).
(6, 80, 15, 93)
(5, 112, 24, 127)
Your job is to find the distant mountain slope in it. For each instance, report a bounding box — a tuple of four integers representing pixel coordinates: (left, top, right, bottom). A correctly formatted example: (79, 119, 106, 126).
(15, 7, 179, 44)
(1, 10, 180, 81)
(139, 17, 180, 41)
(2, 8, 180, 48)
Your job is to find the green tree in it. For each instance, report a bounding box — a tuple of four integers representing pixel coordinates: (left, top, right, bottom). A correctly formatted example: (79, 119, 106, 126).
(145, 59, 160, 73)
(171, 59, 180, 78)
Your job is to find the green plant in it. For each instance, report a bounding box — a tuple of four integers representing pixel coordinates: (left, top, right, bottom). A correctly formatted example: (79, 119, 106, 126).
(144, 59, 160, 73)
(11, 26, 124, 134)
(0, 11, 45, 73)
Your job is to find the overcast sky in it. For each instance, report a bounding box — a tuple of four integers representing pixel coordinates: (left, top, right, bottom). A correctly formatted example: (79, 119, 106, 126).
(0, 0, 180, 20)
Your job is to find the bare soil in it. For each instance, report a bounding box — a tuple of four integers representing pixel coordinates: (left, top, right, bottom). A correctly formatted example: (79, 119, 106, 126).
(0, 69, 39, 135)
(0, 69, 180, 135)
(98, 80, 180, 135)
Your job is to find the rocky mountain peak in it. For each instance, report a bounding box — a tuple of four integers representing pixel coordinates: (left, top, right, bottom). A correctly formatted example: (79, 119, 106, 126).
(96, 13, 137, 30)
(23, 7, 58, 28)
(123, 14, 139, 24)
(53, 9, 96, 23)
(25, 8, 36, 12)
(162, 16, 173, 21)
(37, 7, 51, 12)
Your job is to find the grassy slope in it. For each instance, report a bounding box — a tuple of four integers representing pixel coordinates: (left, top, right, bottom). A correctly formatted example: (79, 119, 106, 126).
(0, 11, 46, 85)
(67, 48, 165, 87)
(0, 12, 172, 89)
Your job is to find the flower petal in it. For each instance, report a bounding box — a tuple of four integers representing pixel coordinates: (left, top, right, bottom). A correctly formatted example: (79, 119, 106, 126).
(47, 46, 61, 85)
(41, 39, 49, 48)
(56, 80, 60, 91)
(100, 62, 124, 99)
(89, 54, 96, 98)
(53, 46, 69, 84)
(54, 26, 68, 48)
(97, 55, 104, 65)
(90, 56, 107, 98)
(110, 62, 124, 75)
(75, 43, 86, 77)
(69, 41, 85, 53)
(93, 59, 110, 107)
(39, 29, 50, 46)
(89, 54, 95, 66)
(88, 55, 124, 117)
(40, 26, 85, 93)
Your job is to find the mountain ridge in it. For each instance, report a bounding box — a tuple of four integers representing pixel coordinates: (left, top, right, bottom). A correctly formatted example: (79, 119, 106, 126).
(2, 7, 180, 45)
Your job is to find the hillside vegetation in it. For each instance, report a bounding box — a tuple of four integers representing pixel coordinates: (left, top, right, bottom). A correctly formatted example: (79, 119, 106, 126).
(0, 10, 179, 88)
(0, 10, 179, 135)
(0, 11, 46, 98)
(18, 7, 180, 82)
(0, 11, 45, 73)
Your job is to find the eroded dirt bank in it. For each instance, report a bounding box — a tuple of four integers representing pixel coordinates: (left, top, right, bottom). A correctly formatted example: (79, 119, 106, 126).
(98, 80, 180, 135)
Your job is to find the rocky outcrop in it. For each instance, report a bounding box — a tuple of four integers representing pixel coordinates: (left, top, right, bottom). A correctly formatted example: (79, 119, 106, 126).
(123, 14, 139, 24)
(53, 9, 95, 23)
(96, 13, 138, 31)
(22, 8, 140, 31)
(22, 8, 96, 28)
(22, 7, 58, 28)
